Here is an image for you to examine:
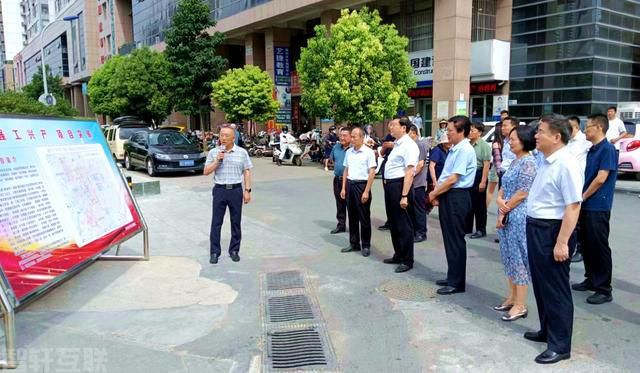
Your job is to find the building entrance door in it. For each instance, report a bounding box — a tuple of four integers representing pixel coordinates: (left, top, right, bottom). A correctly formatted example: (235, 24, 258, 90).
(416, 98, 433, 136)
(470, 95, 494, 123)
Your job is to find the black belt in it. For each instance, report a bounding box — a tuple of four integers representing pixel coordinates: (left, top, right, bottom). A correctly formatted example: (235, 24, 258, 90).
(383, 177, 404, 185)
(527, 216, 562, 223)
(214, 183, 242, 190)
(450, 187, 472, 192)
(348, 180, 368, 185)
(334, 176, 343, 180)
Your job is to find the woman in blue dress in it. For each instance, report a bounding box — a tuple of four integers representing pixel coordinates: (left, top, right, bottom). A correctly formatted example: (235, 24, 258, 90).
(495, 125, 538, 321)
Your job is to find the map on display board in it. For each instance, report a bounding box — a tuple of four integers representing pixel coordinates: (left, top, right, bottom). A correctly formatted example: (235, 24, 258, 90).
(0, 116, 143, 303)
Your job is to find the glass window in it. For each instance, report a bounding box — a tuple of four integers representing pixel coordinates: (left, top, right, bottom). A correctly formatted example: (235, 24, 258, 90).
(472, 0, 496, 42)
(209, 0, 272, 21)
(405, 2, 434, 52)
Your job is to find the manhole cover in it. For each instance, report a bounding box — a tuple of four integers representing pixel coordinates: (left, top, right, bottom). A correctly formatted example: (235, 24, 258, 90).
(267, 294, 315, 323)
(378, 278, 437, 302)
(267, 328, 328, 369)
(266, 270, 305, 291)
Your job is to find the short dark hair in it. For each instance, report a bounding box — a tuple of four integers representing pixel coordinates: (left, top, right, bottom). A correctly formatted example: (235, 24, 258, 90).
(471, 122, 485, 133)
(539, 113, 571, 145)
(500, 110, 509, 115)
(607, 106, 617, 112)
(340, 126, 351, 133)
(398, 116, 412, 132)
(587, 113, 609, 133)
(502, 116, 518, 127)
(510, 125, 537, 152)
(568, 116, 580, 124)
(408, 124, 419, 134)
(448, 115, 471, 137)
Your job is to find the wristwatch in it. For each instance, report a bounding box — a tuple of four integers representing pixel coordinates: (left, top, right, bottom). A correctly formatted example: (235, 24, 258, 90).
(245, 188, 252, 192)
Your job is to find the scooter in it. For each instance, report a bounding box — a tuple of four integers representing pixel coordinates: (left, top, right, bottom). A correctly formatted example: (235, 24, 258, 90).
(273, 141, 304, 166)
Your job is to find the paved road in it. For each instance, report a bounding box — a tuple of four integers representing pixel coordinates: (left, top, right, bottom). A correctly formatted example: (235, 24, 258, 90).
(12, 158, 639, 372)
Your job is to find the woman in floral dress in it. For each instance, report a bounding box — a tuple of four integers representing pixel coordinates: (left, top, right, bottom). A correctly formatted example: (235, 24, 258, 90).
(495, 125, 538, 321)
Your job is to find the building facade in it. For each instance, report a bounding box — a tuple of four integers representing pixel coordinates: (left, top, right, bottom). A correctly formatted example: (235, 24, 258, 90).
(20, 0, 50, 45)
(509, 0, 640, 121)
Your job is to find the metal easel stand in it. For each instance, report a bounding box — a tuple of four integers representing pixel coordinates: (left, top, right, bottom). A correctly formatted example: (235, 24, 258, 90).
(0, 278, 16, 369)
(99, 167, 150, 261)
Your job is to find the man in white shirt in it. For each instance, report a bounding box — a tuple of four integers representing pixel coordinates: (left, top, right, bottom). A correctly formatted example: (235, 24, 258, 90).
(606, 106, 627, 150)
(428, 116, 477, 295)
(500, 117, 518, 175)
(382, 117, 419, 273)
(524, 114, 584, 365)
(340, 127, 377, 257)
(567, 116, 591, 171)
(277, 126, 296, 166)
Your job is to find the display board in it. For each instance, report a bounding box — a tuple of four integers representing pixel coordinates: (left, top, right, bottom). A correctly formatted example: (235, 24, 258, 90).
(0, 115, 143, 304)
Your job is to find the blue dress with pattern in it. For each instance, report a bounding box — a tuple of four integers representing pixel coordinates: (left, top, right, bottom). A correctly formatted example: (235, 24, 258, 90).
(497, 155, 537, 285)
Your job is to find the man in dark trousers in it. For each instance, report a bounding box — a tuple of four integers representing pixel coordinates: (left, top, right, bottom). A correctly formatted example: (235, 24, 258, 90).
(204, 125, 253, 264)
(340, 127, 377, 257)
(428, 116, 477, 295)
(377, 124, 395, 231)
(329, 128, 352, 234)
(572, 113, 617, 305)
(524, 113, 583, 364)
(408, 124, 429, 242)
(466, 121, 491, 239)
(382, 117, 419, 273)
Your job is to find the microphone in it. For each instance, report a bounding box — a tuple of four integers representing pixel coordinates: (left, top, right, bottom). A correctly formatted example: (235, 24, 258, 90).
(218, 146, 225, 163)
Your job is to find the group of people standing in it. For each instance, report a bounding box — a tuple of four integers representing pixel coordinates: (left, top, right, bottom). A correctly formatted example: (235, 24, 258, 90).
(328, 111, 620, 365)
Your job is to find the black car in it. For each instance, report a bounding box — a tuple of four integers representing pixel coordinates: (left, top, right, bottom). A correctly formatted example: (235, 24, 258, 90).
(123, 130, 207, 176)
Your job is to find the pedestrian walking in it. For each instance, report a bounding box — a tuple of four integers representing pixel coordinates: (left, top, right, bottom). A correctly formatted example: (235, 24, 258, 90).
(340, 127, 377, 257)
(413, 113, 424, 137)
(466, 122, 491, 239)
(428, 116, 477, 295)
(524, 113, 583, 364)
(573, 113, 618, 305)
(204, 125, 253, 264)
(495, 125, 537, 321)
(329, 128, 352, 234)
(408, 124, 429, 242)
(382, 117, 419, 273)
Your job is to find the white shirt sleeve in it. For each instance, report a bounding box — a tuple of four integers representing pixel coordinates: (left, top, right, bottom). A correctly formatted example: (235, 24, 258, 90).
(560, 162, 584, 205)
(404, 142, 419, 168)
(367, 148, 376, 169)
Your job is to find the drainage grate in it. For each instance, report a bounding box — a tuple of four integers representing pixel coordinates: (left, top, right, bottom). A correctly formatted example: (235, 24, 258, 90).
(267, 295, 315, 323)
(266, 270, 305, 291)
(268, 328, 327, 369)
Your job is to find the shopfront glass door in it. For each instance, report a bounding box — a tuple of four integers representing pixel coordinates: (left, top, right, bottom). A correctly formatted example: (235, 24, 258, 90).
(470, 96, 494, 123)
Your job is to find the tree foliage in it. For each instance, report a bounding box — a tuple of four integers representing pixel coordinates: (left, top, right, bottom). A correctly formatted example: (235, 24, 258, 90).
(164, 0, 227, 117)
(297, 8, 415, 125)
(88, 47, 172, 125)
(211, 65, 279, 123)
(0, 90, 76, 117)
(21, 65, 79, 116)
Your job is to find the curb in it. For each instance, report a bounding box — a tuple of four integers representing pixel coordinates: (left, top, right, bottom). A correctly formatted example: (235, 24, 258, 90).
(615, 187, 640, 194)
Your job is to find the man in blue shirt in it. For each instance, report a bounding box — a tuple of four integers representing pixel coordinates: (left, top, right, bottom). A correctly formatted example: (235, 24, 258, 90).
(329, 127, 352, 234)
(428, 116, 477, 295)
(572, 113, 618, 305)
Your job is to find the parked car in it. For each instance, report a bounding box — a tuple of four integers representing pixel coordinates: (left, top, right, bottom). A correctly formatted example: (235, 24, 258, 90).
(617, 121, 640, 180)
(103, 117, 151, 163)
(123, 129, 207, 176)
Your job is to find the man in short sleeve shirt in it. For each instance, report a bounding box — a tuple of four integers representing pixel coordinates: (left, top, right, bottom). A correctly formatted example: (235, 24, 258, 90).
(428, 116, 477, 295)
(606, 106, 627, 151)
(525, 114, 584, 364)
(573, 113, 618, 305)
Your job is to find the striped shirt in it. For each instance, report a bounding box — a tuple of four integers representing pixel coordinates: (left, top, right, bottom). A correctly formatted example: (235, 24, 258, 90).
(205, 145, 253, 184)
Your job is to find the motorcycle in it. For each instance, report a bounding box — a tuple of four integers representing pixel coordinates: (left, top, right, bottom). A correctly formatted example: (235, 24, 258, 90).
(273, 140, 304, 166)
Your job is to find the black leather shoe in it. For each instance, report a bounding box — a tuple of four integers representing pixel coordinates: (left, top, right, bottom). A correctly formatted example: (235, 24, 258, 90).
(394, 264, 412, 273)
(340, 246, 360, 253)
(523, 330, 546, 343)
(437, 286, 465, 295)
(413, 235, 426, 243)
(469, 231, 486, 239)
(571, 252, 583, 263)
(571, 280, 595, 292)
(209, 255, 219, 264)
(378, 224, 390, 231)
(230, 252, 240, 262)
(586, 292, 613, 305)
(494, 238, 500, 243)
(534, 349, 570, 364)
(330, 227, 346, 234)
(435, 279, 448, 286)
(383, 257, 401, 264)
(361, 247, 370, 257)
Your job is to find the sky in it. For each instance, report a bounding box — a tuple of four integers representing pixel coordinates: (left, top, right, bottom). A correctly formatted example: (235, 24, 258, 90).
(2, 0, 24, 60)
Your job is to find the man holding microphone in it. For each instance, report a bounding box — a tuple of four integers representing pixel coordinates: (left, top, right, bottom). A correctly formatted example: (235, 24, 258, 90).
(204, 125, 253, 264)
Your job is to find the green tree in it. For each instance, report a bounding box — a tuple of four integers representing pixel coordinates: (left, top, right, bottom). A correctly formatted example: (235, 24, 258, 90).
(297, 8, 415, 125)
(21, 65, 79, 116)
(88, 47, 172, 125)
(0, 90, 77, 117)
(165, 0, 227, 127)
(211, 65, 279, 123)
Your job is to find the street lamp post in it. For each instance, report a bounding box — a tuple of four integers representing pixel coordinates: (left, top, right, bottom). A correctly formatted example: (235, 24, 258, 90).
(39, 15, 79, 103)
